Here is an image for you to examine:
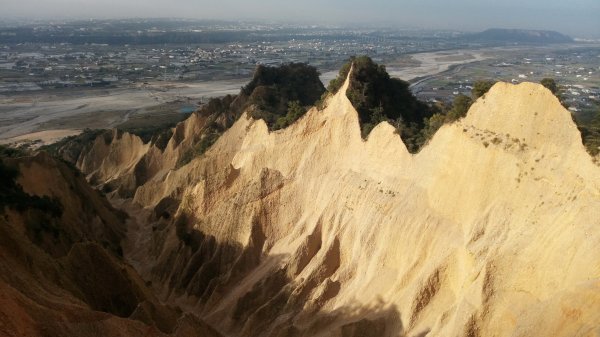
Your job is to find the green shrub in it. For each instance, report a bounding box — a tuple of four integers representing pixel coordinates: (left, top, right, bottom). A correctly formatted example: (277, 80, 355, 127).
(274, 100, 307, 130)
(446, 94, 473, 122)
(328, 56, 433, 152)
(472, 80, 495, 99)
(327, 61, 352, 94)
(176, 130, 222, 168)
(539, 77, 566, 105)
(245, 63, 325, 129)
(178, 63, 326, 166)
(540, 78, 558, 94)
(421, 113, 447, 142)
(578, 105, 600, 157)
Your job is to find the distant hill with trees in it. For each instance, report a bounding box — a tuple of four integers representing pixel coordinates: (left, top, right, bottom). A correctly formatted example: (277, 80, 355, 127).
(468, 28, 573, 43)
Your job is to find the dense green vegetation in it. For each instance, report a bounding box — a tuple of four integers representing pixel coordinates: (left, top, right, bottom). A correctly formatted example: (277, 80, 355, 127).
(471, 80, 495, 99)
(536, 77, 599, 157)
(327, 56, 500, 152)
(328, 56, 433, 151)
(274, 100, 307, 130)
(327, 60, 352, 94)
(540, 77, 567, 105)
(244, 63, 326, 129)
(417, 82, 494, 145)
(578, 106, 600, 157)
(178, 63, 325, 166)
(540, 78, 559, 95)
(445, 94, 474, 121)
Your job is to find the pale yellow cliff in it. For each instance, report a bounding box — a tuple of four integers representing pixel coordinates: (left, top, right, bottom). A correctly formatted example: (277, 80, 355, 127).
(77, 72, 600, 337)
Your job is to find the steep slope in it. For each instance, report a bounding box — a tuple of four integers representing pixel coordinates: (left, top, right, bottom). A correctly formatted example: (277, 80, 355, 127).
(327, 56, 432, 151)
(40, 63, 600, 337)
(0, 153, 222, 337)
(107, 71, 600, 337)
(54, 63, 325, 198)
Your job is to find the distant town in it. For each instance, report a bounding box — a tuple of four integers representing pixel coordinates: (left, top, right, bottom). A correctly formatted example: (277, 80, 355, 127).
(0, 18, 599, 141)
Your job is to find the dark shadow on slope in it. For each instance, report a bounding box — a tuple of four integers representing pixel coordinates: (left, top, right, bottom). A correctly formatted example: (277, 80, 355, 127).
(300, 301, 403, 337)
(0, 152, 217, 336)
(145, 204, 405, 337)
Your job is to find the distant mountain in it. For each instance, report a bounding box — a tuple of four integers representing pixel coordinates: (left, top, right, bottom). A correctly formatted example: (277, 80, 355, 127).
(469, 28, 573, 43)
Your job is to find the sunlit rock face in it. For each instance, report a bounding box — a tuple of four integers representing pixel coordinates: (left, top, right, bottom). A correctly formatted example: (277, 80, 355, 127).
(12, 68, 600, 337)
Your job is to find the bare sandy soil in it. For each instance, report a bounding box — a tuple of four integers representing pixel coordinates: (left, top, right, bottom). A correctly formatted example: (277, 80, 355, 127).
(79, 75, 600, 336)
(0, 79, 247, 141)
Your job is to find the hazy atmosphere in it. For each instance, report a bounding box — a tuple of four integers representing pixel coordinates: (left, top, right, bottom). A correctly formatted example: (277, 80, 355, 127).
(2, 0, 599, 37)
(2, 0, 600, 332)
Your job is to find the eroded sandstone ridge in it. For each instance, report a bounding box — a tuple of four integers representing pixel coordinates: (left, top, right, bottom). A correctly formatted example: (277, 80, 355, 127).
(0, 153, 221, 336)
(8, 69, 600, 337)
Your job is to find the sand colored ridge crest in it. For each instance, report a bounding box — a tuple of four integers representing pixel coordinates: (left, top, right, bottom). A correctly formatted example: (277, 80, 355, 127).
(72, 68, 600, 337)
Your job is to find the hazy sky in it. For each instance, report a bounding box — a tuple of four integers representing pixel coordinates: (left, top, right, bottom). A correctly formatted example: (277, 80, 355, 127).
(2, 0, 599, 37)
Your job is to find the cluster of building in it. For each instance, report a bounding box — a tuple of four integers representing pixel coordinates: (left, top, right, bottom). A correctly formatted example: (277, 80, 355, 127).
(413, 48, 599, 115)
(1, 21, 598, 118)
(0, 25, 473, 93)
